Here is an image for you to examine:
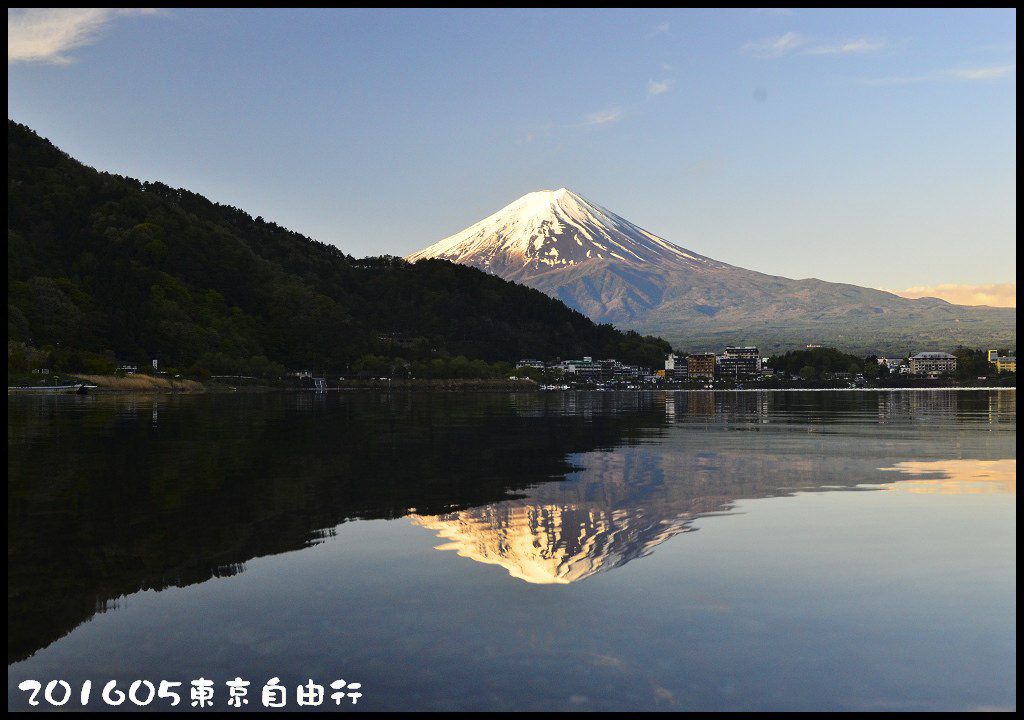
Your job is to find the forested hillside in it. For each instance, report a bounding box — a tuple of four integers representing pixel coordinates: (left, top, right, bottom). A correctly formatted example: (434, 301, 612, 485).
(7, 121, 670, 377)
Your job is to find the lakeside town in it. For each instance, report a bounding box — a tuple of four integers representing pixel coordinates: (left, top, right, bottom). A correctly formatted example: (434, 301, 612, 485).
(14, 343, 1018, 394)
(513, 346, 1017, 390)
(10, 343, 1017, 394)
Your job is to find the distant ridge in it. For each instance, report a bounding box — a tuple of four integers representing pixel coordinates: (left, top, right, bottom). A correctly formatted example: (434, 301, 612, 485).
(407, 189, 1016, 354)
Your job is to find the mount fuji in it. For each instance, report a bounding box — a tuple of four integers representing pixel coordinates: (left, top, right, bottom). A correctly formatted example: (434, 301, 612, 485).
(407, 189, 1015, 353)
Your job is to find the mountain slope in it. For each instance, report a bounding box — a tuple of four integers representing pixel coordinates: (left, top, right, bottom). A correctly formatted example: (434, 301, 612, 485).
(407, 189, 1016, 353)
(7, 122, 671, 373)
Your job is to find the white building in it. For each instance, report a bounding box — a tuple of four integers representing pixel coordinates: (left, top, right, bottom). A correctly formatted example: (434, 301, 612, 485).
(876, 357, 904, 371)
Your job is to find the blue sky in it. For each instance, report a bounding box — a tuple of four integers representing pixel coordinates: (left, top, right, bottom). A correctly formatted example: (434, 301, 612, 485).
(7, 8, 1017, 305)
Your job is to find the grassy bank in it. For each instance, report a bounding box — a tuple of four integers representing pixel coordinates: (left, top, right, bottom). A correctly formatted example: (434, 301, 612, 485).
(72, 374, 206, 392)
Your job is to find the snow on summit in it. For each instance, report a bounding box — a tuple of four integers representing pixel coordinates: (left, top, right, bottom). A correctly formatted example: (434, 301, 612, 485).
(406, 188, 713, 280)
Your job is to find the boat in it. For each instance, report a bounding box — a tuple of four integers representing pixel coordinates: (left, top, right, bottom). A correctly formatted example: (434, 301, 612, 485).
(7, 384, 94, 394)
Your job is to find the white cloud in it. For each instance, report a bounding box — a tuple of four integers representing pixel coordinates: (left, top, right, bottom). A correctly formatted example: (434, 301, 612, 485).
(743, 31, 806, 59)
(950, 64, 1016, 80)
(862, 64, 1016, 86)
(746, 32, 887, 60)
(8, 8, 159, 65)
(647, 79, 672, 98)
(583, 107, 625, 126)
(881, 283, 1016, 308)
(805, 38, 886, 55)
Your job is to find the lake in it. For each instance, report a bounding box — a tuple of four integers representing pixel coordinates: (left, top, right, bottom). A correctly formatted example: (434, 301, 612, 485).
(7, 390, 1016, 711)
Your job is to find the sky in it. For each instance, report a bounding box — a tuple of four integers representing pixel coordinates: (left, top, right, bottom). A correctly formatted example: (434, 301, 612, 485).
(7, 8, 1017, 306)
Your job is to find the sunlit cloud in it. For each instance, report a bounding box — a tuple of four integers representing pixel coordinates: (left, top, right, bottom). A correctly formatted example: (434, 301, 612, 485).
(805, 38, 886, 55)
(583, 107, 625, 126)
(879, 283, 1016, 308)
(8, 8, 160, 65)
(743, 31, 806, 59)
(950, 64, 1016, 80)
(647, 79, 672, 98)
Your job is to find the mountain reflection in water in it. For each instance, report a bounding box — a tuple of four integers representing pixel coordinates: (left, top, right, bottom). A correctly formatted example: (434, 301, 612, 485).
(414, 446, 1017, 585)
(413, 479, 699, 585)
(410, 450, 739, 585)
(411, 484, 701, 585)
(8, 389, 1015, 662)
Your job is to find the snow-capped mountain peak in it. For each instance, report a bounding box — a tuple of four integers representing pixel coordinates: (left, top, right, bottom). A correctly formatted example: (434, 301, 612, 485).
(402, 188, 1015, 349)
(406, 188, 713, 279)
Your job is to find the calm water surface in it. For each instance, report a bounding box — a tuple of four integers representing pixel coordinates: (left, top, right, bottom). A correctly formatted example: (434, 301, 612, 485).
(7, 390, 1016, 711)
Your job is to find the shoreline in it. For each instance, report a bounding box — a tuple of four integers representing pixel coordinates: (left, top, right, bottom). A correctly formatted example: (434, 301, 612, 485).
(7, 370, 1014, 396)
(10, 385, 1014, 397)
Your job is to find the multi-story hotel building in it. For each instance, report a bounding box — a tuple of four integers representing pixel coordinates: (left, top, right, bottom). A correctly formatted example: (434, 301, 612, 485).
(718, 346, 760, 378)
(687, 353, 716, 380)
(908, 352, 957, 377)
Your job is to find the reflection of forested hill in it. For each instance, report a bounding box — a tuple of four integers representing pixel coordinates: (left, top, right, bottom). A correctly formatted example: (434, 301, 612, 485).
(7, 120, 669, 373)
(7, 392, 660, 663)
